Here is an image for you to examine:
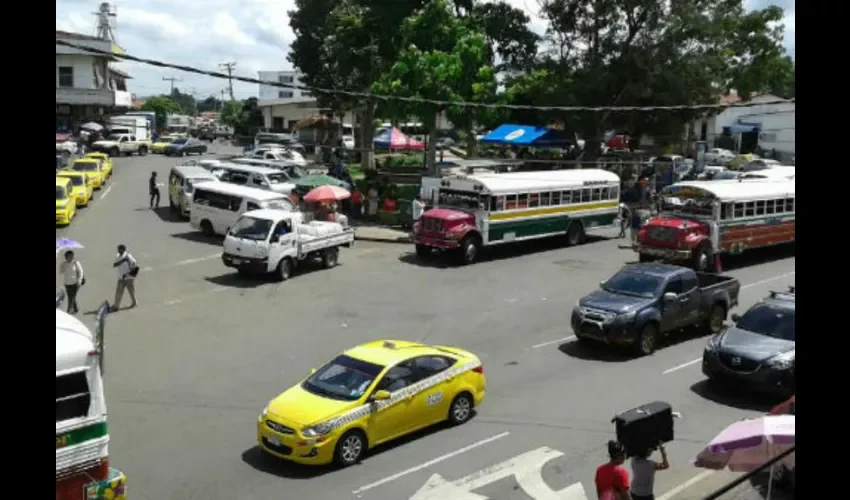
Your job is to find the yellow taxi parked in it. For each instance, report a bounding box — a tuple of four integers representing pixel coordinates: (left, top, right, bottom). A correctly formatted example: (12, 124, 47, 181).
(56, 178, 77, 225)
(69, 159, 105, 189)
(151, 135, 178, 154)
(258, 340, 486, 466)
(56, 171, 93, 207)
(728, 153, 759, 171)
(84, 152, 113, 178)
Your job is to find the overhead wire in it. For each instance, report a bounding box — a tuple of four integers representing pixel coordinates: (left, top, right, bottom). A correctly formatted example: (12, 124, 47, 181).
(56, 39, 796, 113)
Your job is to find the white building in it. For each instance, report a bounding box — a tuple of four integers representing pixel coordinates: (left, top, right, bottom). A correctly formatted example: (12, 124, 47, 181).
(691, 94, 795, 156)
(56, 30, 133, 131)
(258, 71, 313, 102)
(257, 70, 355, 132)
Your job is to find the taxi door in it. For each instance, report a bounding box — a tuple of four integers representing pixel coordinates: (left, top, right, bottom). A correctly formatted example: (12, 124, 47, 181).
(409, 356, 456, 426)
(366, 362, 418, 443)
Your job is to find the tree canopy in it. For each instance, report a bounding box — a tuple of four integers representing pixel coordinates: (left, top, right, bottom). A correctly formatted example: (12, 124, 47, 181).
(141, 96, 182, 129)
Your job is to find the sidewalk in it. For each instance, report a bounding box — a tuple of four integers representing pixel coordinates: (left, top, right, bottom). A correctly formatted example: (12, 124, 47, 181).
(352, 223, 412, 244)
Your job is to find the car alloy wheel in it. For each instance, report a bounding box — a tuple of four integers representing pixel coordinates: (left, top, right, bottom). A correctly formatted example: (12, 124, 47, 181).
(340, 433, 363, 464)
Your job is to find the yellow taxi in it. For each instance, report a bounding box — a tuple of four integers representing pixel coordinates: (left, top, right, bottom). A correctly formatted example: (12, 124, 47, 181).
(729, 153, 759, 170)
(56, 178, 77, 225)
(258, 340, 486, 466)
(84, 152, 113, 178)
(151, 135, 177, 154)
(56, 171, 94, 207)
(69, 159, 105, 190)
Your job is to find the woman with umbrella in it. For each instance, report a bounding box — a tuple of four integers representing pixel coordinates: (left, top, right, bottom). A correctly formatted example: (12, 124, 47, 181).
(303, 185, 351, 227)
(56, 238, 85, 314)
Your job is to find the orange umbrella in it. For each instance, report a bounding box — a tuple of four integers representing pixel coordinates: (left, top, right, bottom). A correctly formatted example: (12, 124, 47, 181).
(303, 185, 351, 203)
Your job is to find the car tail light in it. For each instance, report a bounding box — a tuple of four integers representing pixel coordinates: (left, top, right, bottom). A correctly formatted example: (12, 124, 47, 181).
(473, 366, 484, 374)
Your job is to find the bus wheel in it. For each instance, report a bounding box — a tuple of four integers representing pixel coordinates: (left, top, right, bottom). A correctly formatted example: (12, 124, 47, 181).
(693, 242, 714, 273)
(566, 222, 585, 246)
(415, 244, 431, 258)
(459, 235, 480, 265)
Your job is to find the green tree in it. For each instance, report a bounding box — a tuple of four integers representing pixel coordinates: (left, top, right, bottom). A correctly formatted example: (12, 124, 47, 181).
(170, 88, 197, 115)
(196, 96, 221, 113)
(141, 96, 181, 129)
(220, 101, 246, 129)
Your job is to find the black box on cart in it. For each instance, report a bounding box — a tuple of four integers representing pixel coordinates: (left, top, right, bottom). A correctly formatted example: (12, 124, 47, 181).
(613, 401, 674, 456)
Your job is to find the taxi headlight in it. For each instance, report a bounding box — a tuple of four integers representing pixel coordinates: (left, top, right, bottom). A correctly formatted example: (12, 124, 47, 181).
(302, 421, 334, 438)
(260, 405, 269, 419)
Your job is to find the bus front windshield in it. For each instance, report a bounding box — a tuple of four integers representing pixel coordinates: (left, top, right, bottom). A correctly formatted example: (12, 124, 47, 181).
(438, 189, 482, 211)
(660, 194, 715, 218)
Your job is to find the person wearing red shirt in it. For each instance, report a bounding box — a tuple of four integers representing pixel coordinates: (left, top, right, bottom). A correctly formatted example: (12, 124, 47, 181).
(596, 441, 631, 500)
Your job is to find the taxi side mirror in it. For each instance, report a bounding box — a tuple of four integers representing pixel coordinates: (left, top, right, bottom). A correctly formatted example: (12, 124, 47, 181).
(370, 390, 391, 401)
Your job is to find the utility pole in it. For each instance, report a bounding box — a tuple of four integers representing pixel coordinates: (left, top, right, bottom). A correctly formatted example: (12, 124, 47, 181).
(162, 76, 182, 95)
(219, 62, 237, 100)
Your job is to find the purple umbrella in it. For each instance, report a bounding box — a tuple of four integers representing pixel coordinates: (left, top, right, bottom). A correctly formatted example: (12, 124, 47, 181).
(56, 238, 84, 254)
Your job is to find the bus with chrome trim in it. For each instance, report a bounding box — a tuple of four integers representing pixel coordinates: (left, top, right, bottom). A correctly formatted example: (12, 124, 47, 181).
(413, 169, 621, 264)
(57, 301, 127, 500)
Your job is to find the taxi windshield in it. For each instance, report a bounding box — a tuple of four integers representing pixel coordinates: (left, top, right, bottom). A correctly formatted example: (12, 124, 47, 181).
(302, 355, 384, 401)
(62, 175, 84, 186)
(73, 162, 98, 172)
(56, 186, 66, 200)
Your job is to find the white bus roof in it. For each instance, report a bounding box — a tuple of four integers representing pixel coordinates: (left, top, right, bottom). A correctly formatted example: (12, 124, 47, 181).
(193, 182, 289, 201)
(445, 169, 621, 196)
(739, 166, 795, 180)
(666, 179, 795, 202)
(56, 309, 94, 375)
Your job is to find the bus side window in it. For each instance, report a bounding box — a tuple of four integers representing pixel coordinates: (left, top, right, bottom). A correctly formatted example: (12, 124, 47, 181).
(562, 190, 572, 204)
(755, 200, 766, 216)
(505, 194, 517, 210)
(721, 203, 732, 220)
(765, 200, 776, 215)
(786, 198, 794, 212)
(581, 189, 591, 203)
(517, 194, 528, 209)
(591, 188, 601, 201)
(775, 199, 785, 214)
(540, 192, 551, 206)
(600, 187, 609, 200)
(551, 191, 561, 205)
(744, 202, 755, 217)
(733, 203, 744, 218)
(528, 193, 539, 208)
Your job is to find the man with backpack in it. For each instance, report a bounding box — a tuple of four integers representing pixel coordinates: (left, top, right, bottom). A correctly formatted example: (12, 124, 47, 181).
(111, 244, 139, 312)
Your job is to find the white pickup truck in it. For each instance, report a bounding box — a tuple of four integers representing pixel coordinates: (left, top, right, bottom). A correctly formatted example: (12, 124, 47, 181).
(222, 209, 354, 281)
(92, 133, 151, 157)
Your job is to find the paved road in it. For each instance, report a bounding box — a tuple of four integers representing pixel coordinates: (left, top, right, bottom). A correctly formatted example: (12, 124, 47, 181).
(56, 151, 794, 500)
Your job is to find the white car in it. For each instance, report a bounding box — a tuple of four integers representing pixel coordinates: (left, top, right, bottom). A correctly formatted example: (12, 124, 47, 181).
(741, 159, 784, 172)
(704, 148, 735, 165)
(247, 147, 308, 167)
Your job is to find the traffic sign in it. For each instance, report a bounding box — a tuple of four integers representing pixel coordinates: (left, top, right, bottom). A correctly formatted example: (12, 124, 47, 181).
(409, 447, 588, 500)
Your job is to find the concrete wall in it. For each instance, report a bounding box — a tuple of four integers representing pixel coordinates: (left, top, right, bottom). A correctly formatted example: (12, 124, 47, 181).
(56, 54, 96, 90)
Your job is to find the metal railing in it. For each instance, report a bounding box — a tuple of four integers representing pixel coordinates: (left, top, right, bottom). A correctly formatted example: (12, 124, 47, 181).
(702, 445, 795, 500)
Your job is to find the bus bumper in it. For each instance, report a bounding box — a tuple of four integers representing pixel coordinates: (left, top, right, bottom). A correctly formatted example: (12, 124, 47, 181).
(635, 245, 691, 260)
(84, 468, 127, 500)
(414, 236, 460, 249)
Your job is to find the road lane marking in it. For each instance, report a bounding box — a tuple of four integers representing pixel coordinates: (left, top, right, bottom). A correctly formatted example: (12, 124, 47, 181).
(657, 470, 715, 500)
(662, 358, 702, 375)
(99, 183, 114, 200)
(532, 336, 575, 349)
(351, 431, 510, 496)
(740, 271, 795, 290)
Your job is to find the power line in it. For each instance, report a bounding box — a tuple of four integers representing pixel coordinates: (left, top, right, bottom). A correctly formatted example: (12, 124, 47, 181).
(55, 39, 796, 113)
(219, 62, 237, 101)
(162, 76, 182, 94)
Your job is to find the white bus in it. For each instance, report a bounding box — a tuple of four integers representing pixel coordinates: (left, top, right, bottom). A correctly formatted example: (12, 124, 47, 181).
(57, 302, 127, 500)
(413, 169, 621, 264)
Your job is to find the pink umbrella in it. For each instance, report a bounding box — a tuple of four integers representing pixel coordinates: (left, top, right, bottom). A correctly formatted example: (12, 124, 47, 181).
(303, 185, 351, 203)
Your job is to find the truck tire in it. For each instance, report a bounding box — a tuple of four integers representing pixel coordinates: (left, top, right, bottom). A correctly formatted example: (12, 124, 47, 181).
(110, 147, 120, 158)
(322, 248, 339, 268)
(138, 146, 148, 156)
(636, 322, 659, 356)
(415, 244, 431, 258)
(566, 221, 586, 246)
(705, 304, 726, 334)
(200, 220, 214, 237)
(692, 242, 714, 273)
(276, 258, 293, 281)
(638, 253, 652, 263)
(459, 235, 481, 265)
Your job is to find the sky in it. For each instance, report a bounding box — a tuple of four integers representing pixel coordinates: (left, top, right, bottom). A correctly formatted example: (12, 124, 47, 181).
(56, 0, 795, 101)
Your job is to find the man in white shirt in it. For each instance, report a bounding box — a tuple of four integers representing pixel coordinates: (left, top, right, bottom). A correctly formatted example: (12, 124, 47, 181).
(111, 244, 138, 312)
(58, 250, 84, 314)
(412, 194, 426, 223)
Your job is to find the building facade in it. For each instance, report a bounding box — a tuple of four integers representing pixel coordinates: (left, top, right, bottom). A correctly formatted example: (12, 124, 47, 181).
(56, 30, 133, 132)
(257, 71, 314, 102)
(691, 94, 795, 157)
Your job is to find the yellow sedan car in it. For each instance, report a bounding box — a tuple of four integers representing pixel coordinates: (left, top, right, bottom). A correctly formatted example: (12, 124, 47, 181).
(258, 340, 486, 466)
(56, 171, 94, 207)
(56, 178, 77, 225)
(69, 159, 105, 189)
(84, 152, 113, 178)
(151, 135, 178, 154)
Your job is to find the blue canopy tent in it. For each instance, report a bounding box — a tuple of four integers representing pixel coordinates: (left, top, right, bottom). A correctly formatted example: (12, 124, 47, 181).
(479, 124, 575, 147)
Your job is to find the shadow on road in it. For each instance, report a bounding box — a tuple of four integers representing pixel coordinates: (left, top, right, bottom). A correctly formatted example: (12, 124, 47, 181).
(151, 206, 186, 223)
(718, 244, 795, 272)
(689, 380, 782, 412)
(171, 231, 225, 246)
(204, 273, 268, 289)
(397, 252, 456, 269)
(558, 339, 639, 363)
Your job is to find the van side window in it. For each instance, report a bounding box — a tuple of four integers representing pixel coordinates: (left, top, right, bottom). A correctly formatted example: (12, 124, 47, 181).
(56, 371, 91, 422)
(193, 189, 210, 206)
(246, 202, 261, 211)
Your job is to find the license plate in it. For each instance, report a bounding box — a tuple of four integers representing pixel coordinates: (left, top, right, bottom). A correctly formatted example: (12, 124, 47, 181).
(267, 436, 281, 446)
(232, 258, 242, 265)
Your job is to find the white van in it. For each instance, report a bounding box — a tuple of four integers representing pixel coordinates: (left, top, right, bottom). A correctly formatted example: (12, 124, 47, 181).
(217, 164, 298, 195)
(169, 165, 218, 216)
(190, 183, 296, 236)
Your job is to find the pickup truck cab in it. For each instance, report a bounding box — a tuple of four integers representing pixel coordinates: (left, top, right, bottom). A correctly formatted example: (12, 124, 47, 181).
(572, 263, 740, 355)
(92, 134, 150, 157)
(222, 209, 355, 281)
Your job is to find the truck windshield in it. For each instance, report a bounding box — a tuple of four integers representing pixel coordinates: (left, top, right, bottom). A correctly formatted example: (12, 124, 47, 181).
(660, 197, 714, 217)
(438, 189, 481, 210)
(56, 187, 67, 200)
(229, 216, 274, 241)
(736, 304, 795, 341)
(603, 271, 663, 298)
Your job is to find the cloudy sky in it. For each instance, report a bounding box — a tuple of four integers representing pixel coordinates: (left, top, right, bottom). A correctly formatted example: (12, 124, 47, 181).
(56, 0, 795, 100)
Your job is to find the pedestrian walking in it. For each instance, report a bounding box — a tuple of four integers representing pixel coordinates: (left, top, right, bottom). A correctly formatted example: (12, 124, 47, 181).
(149, 171, 161, 209)
(350, 188, 363, 219)
(595, 441, 631, 500)
(618, 203, 630, 238)
(630, 209, 644, 245)
(629, 443, 669, 500)
(59, 250, 85, 314)
(111, 244, 139, 312)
